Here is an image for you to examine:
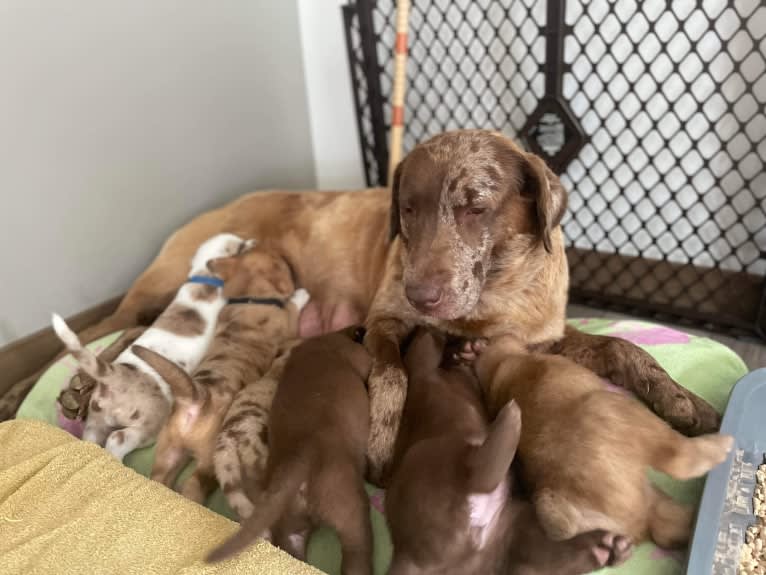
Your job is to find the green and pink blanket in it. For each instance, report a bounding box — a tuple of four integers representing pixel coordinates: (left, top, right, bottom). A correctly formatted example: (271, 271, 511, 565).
(17, 318, 748, 575)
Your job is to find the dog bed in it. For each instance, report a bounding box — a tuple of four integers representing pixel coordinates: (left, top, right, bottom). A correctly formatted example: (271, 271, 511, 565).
(16, 319, 748, 575)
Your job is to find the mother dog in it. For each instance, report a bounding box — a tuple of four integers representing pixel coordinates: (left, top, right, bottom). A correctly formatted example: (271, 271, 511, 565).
(30, 130, 720, 478)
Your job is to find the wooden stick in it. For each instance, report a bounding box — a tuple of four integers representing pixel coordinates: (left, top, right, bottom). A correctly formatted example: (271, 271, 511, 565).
(387, 0, 410, 185)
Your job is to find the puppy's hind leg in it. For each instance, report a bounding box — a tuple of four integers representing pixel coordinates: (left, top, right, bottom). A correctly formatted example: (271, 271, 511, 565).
(181, 461, 218, 504)
(647, 486, 694, 548)
(533, 488, 622, 542)
(82, 416, 112, 447)
(151, 428, 190, 488)
(105, 426, 155, 462)
(316, 465, 373, 575)
(651, 430, 734, 480)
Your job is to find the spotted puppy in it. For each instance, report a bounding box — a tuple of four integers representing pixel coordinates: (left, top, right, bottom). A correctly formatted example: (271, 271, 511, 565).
(51, 233, 254, 460)
(212, 339, 300, 520)
(207, 327, 373, 575)
(132, 247, 309, 503)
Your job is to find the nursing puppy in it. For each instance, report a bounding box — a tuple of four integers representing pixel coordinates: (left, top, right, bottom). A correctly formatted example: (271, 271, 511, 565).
(207, 327, 373, 575)
(132, 247, 309, 502)
(213, 339, 300, 520)
(51, 233, 254, 460)
(474, 336, 734, 547)
(386, 329, 632, 575)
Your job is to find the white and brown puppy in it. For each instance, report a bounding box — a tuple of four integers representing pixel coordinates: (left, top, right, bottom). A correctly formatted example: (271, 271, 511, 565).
(131, 247, 309, 504)
(51, 233, 254, 460)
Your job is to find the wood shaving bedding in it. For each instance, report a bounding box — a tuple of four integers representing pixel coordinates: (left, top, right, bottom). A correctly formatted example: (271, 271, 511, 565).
(740, 463, 766, 574)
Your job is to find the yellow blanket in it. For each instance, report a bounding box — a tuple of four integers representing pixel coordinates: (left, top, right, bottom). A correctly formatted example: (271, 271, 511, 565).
(0, 420, 321, 575)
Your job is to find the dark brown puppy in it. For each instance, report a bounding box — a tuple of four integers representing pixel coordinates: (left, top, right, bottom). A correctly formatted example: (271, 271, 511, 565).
(207, 326, 374, 575)
(386, 329, 632, 575)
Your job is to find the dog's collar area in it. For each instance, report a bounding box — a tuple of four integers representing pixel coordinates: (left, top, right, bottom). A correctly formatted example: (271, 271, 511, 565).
(227, 297, 285, 309)
(187, 275, 224, 288)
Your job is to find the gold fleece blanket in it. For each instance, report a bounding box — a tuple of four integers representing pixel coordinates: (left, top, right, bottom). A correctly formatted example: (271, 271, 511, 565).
(0, 420, 321, 575)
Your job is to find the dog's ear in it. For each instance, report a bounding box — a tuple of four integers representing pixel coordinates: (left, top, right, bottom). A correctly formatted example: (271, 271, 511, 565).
(465, 400, 521, 493)
(389, 159, 406, 240)
(521, 153, 567, 253)
(206, 255, 238, 280)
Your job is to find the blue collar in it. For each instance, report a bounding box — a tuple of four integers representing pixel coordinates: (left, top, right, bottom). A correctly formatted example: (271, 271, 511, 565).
(186, 275, 224, 288)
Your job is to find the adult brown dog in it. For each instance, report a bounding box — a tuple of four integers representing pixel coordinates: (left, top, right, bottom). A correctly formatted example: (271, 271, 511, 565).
(362, 130, 719, 480)
(17, 130, 719, 477)
(386, 328, 632, 575)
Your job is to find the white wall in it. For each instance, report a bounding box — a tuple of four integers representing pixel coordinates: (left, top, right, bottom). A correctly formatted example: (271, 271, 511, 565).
(297, 0, 365, 189)
(0, 0, 315, 345)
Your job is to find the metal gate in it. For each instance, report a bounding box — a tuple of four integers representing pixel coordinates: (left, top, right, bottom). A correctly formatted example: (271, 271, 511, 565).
(343, 0, 766, 336)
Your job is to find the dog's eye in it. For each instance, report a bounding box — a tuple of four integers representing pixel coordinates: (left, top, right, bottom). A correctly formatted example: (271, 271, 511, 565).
(468, 207, 487, 215)
(402, 205, 414, 216)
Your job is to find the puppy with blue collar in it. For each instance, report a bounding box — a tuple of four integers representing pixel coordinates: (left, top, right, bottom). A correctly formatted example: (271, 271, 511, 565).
(51, 233, 254, 461)
(132, 246, 309, 505)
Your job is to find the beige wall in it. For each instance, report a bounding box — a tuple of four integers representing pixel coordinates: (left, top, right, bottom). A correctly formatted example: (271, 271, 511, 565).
(0, 1, 315, 345)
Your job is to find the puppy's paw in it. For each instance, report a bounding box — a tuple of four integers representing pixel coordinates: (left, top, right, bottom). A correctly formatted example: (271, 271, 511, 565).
(290, 288, 311, 312)
(571, 530, 633, 571)
(451, 337, 489, 364)
(242, 238, 258, 251)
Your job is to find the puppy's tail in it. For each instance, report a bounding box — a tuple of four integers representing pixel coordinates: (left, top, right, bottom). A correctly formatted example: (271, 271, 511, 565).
(51, 313, 112, 380)
(131, 345, 197, 401)
(206, 455, 310, 562)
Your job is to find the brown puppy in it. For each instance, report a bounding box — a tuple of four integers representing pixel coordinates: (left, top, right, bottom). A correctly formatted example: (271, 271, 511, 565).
(131, 247, 309, 503)
(207, 327, 373, 575)
(386, 329, 632, 575)
(474, 336, 734, 547)
(363, 130, 719, 482)
(19, 130, 719, 476)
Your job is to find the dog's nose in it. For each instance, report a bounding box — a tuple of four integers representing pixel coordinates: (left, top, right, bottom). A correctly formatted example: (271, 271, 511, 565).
(405, 283, 443, 309)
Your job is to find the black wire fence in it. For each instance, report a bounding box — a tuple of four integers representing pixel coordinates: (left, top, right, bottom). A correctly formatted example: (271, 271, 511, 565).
(343, 0, 766, 336)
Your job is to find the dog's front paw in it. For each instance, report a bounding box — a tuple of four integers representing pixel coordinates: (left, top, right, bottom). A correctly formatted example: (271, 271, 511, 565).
(290, 288, 311, 312)
(366, 362, 407, 484)
(656, 388, 722, 436)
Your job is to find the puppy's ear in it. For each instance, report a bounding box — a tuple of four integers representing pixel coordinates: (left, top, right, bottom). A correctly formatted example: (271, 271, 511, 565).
(465, 400, 521, 493)
(389, 159, 405, 240)
(521, 153, 567, 253)
(206, 255, 238, 280)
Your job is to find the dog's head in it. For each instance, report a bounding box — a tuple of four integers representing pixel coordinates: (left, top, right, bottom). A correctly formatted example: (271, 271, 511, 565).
(386, 401, 522, 575)
(389, 130, 567, 319)
(207, 248, 295, 300)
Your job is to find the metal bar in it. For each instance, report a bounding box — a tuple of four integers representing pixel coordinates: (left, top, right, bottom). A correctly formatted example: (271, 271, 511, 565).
(342, 3, 373, 187)
(356, 0, 389, 186)
(544, 0, 566, 98)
